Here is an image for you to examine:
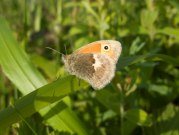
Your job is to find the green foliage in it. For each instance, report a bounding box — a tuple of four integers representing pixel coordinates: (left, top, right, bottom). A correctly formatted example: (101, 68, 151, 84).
(0, 0, 179, 135)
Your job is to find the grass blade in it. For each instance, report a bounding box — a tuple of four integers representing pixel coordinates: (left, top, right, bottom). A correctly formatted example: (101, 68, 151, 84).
(0, 17, 89, 135)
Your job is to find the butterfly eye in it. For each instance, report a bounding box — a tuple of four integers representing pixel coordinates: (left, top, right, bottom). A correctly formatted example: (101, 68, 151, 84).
(103, 45, 110, 51)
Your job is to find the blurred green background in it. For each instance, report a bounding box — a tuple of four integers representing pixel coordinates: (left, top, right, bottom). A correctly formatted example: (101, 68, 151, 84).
(0, 0, 179, 135)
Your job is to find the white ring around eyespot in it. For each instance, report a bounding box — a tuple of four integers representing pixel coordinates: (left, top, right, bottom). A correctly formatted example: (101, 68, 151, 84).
(102, 44, 110, 52)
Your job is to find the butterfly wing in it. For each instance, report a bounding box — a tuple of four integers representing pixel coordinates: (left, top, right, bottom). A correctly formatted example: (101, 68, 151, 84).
(90, 54, 116, 89)
(63, 53, 115, 89)
(63, 53, 95, 79)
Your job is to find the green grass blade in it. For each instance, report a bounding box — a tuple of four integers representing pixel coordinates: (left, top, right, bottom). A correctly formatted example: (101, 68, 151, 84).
(0, 17, 89, 135)
(117, 53, 179, 70)
(0, 76, 86, 129)
(0, 17, 46, 94)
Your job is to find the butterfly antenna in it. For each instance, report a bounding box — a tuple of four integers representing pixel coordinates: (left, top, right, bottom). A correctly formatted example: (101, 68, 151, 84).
(46, 47, 64, 56)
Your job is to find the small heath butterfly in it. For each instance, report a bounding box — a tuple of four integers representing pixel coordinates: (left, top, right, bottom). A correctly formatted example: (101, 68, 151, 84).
(63, 40, 122, 89)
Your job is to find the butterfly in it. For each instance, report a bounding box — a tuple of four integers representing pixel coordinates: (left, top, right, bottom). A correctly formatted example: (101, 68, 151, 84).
(62, 40, 122, 90)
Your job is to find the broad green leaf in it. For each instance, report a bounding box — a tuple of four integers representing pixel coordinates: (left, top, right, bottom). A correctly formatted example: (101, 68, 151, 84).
(148, 84, 171, 95)
(157, 27, 179, 41)
(117, 54, 151, 70)
(0, 17, 89, 135)
(124, 109, 152, 126)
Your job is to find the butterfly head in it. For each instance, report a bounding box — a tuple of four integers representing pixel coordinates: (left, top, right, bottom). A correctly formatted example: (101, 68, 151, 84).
(100, 40, 122, 63)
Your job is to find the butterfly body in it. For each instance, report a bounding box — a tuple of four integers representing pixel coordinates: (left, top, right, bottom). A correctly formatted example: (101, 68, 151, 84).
(63, 40, 122, 89)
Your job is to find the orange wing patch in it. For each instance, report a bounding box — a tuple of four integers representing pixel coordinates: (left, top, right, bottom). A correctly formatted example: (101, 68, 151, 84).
(75, 43, 101, 54)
